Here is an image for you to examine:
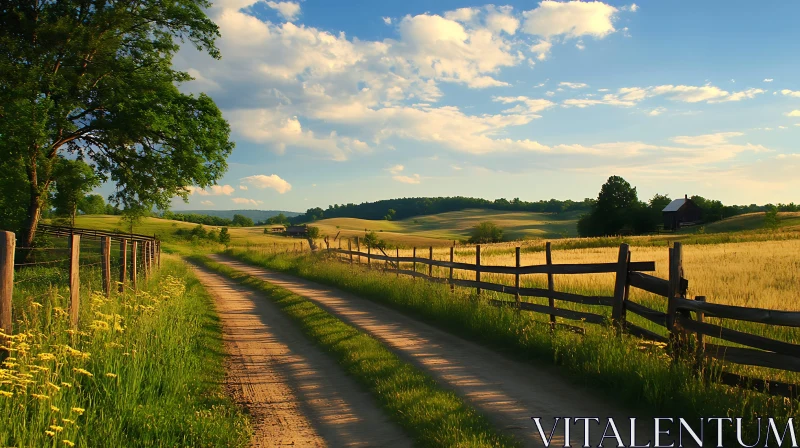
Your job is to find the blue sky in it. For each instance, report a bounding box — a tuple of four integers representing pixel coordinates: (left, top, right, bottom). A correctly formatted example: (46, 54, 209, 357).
(157, 0, 800, 212)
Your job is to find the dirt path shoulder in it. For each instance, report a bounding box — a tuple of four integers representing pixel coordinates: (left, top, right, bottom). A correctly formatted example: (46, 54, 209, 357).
(210, 255, 666, 448)
(188, 263, 411, 448)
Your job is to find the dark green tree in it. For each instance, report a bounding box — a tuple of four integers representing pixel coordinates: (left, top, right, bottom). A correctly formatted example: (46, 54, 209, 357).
(469, 221, 504, 243)
(218, 227, 231, 244)
(0, 0, 232, 248)
(362, 231, 385, 249)
(306, 226, 321, 239)
(79, 194, 107, 215)
(593, 176, 639, 236)
(764, 205, 779, 230)
(231, 214, 254, 227)
(51, 159, 100, 226)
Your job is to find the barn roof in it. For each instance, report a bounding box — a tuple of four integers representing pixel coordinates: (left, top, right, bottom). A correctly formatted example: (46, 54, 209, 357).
(662, 198, 687, 212)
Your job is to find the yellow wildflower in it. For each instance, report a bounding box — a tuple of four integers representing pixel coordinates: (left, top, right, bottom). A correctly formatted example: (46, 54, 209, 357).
(60, 382, 73, 389)
(0, 390, 13, 398)
(31, 393, 50, 400)
(49, 425, 64, 432)
(71, 407, 85, 415)
(46, 382, 61, 391)
(51, 405, 60, 412)
(31, 302, 43, 309)
(63, 441, 75, 447)
(105, 373, 117, 379)
(38, 353, 57, 361)
(45, 431, 56, 437)
(62, 418, 75, 424)
(72, 368, 93, 377)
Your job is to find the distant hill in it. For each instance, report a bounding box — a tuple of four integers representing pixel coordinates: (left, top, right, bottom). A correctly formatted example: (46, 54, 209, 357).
(177, 209, 301, 222)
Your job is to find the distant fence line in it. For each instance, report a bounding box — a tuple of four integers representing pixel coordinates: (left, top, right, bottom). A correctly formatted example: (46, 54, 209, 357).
(0, 225, 161, 348)
(325, 240, 800, 399)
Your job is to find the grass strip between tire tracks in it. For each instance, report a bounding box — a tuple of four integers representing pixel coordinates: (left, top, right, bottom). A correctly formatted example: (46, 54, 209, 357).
(189, 255, 519, 448)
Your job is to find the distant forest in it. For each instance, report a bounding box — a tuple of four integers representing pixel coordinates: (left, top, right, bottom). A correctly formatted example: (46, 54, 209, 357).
(288, 196, 595, 224)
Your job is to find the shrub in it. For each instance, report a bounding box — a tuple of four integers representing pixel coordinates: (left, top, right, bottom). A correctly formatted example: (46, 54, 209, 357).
(469, 221, 503, 243)
(219, 227, 231, 244)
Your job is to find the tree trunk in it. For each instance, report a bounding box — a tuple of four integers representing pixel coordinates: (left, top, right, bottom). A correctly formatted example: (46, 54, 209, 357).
(21, 192, 42, 253)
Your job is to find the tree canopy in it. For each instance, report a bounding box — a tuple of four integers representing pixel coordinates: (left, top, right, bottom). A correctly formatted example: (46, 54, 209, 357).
(1, 0, 232, 246)
(51, 159, 100, 226)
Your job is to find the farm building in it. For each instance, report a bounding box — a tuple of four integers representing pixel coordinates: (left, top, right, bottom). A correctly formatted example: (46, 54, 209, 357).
(662, 195, 703, 230)
(266, 225, 285, 233)
(285, 225, 307, 237)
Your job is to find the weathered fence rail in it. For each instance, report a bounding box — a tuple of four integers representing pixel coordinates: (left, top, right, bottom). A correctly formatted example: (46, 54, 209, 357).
(0, 225, 160, 355)
(326, 241, 800, 398)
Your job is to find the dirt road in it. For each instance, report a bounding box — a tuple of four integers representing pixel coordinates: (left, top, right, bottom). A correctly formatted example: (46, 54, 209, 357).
(189, 263, 411, 448)
(208, 255, 664, 448)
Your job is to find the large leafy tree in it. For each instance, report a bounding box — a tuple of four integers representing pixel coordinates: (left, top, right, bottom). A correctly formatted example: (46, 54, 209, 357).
(78, 194, 106, 215)
(51, 158, 100, 226)
(0, 0, 233, 247)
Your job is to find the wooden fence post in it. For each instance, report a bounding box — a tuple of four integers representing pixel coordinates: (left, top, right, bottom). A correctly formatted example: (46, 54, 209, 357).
(101, 236, 111, 298)
(667, 243, 687, 357)
(476, 245, 481, 296)
(412, 248, 417, 278)
(367, 246, 371, 268)
(356, 237, 360, 264)
(131, 241, 138, 292)
(428, 246, 433, 278)
(157, 241, 161, 268)
(694, 296, 706, 373)
(143, 241, 150, 280)
(396, 248, 400, 277)
(515, 247, 521, 311)
(449, 247, 455, 293)
(69, 234, 81, 329)
(546, 242, 556, 329)
(119, 239, 128, 293)
(348, 239, 353, 264)
(0, 231, 15, 346)
(611, 243, 630, 333)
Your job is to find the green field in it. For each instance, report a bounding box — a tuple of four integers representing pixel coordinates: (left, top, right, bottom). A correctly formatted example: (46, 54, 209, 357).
(70, 215, 301, 249)
(314, 209, 581, 247)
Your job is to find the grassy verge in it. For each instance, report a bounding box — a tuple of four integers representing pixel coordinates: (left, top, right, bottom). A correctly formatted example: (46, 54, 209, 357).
(189, 255, 517, 448)
(223, 249, 796, 440)
(1, 258, 250, 447)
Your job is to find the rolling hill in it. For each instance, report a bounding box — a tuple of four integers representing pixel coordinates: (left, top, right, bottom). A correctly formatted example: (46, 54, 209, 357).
(175, 209, 300, 221)
(312, 209, 581, 247)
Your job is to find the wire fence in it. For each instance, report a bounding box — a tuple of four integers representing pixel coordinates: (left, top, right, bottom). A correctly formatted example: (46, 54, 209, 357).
(0, 226, 161, 353)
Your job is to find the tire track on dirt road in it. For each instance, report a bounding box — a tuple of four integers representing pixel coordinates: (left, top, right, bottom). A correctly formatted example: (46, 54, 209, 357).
(209, 255, 669, 448)
(189, 263, 412, 448)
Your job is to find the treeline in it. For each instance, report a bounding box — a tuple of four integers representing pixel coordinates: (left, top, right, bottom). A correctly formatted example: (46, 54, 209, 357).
(290, 196, 595, 224)
(577, 176, 799, 237)
(162, 211, 256, 227)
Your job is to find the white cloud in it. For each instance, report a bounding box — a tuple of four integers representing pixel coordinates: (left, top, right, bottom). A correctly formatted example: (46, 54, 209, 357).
(647, 107, 666, 116)
(763, 78, 774, 83)
(451, 165, 463, 170)
(522, 1, 618, 38)
(563, 84, 766, 109)
(382, 17, 392, 25)
(559, 81, 588, 89)
(628, 4, 639, 12)
(231, 198, 264, 206)
(266, 1, 301, 21)
(575, 41, 585, 50)
(493, 96, 555, 115)
(393, 174, 421, 184)
(781, 89, 800, 98)
(239, 185, 248, 190)
(240, 174, 293, 194)
(186, 185, 234, 196)
(670, 132, 744, 146)
(444, 7, 480, 23)
(786, 110, 800, 117)
(200, 200, 214, 206)
(485, 5, 520, 35)
(529, 40, 552, 60)
(387, 164, 404, 174)
(209, 185, 235, 195)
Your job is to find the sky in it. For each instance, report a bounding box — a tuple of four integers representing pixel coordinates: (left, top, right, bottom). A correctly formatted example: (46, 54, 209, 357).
(154, 0, 800, 212)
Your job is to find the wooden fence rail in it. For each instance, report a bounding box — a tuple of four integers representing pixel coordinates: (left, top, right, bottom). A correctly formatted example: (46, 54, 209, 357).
(0, 225, 161, 348)
(326, 240, 800, 399)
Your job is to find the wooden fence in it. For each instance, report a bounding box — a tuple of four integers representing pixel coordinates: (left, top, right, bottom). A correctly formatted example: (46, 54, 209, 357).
(327, 241, 800, 398)
(0, 225, 160, 346)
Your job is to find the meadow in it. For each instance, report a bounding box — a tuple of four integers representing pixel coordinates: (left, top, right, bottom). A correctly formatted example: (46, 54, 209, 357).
(313, 209, 581, 247)
(1, 256, 250, 447)
(223, 247, 796, 443)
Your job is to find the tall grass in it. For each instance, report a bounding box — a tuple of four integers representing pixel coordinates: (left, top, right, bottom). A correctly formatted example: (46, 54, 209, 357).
(224, 248, 796, 439)
(1, 258, 250, 447)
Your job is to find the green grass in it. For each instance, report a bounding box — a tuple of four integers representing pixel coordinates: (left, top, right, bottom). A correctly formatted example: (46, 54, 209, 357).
(314, 209, 580, 247)
(1, 258, 250, 447)
(190, 255, 517, 448)
(223, 248, 795, 443)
